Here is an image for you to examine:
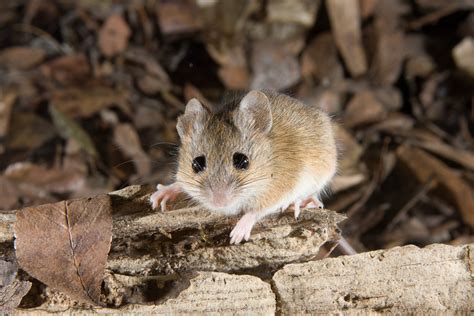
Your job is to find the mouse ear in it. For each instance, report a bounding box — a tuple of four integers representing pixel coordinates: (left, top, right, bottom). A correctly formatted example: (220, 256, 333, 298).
(234, 90, 272, 134)
(177, 98, 208, 139)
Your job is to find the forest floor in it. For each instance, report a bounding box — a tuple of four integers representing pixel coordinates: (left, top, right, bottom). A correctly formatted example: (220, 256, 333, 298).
(0, 0, 473, 258)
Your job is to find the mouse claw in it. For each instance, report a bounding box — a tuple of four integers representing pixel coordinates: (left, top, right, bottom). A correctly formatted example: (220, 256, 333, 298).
(293, 199, 301, 219)
(150, 183, 182, 212)
(300, 195, 324, 209)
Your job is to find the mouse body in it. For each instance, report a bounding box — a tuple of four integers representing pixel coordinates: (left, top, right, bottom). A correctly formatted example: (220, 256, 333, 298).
(150, 90, 337, 244)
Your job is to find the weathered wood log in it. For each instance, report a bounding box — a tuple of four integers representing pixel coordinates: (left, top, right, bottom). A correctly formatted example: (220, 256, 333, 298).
(4, 186, 471, 313)
(273, 243, 474, 314)
(1, 185, 343, 309)
(16, 243, 473, 314)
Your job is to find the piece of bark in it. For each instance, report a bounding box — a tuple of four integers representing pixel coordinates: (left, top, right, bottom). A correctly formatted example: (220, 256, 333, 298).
(0, 260, 17, 287)
(19, 272, 276, 314)
(109, 272, 275, 314)
(0, 186, 343, 275)
(273, 243, 474, 314)
(14, 195, 113, 304)
(2, 185, 342, 310)
(109, 188, 343, 275)
(0, 280, 32, 312)
(397, 145, 474, 228)
(326, 0, 367, 77)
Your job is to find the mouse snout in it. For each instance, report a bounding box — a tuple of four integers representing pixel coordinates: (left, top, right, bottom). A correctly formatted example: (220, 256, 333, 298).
(210, 186, 233, 208)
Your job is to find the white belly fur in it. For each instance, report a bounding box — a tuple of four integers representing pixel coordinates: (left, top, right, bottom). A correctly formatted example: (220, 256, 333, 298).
(257, 166, 330, 219)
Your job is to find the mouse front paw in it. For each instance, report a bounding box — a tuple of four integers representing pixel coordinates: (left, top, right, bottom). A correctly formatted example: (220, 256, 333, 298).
(229, 212, 257, 244)
(150, 182, 182, 211)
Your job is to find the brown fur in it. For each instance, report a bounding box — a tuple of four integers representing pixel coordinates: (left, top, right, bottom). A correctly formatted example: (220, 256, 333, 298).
(176, 91, 337, 215)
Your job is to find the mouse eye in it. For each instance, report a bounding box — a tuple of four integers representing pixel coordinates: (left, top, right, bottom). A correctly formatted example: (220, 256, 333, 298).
(192, 156, 206, 173)
(233, 153, 249, 170)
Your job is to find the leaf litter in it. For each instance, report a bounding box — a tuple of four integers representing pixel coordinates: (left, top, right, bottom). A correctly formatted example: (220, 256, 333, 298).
(0, 0, 472, 309)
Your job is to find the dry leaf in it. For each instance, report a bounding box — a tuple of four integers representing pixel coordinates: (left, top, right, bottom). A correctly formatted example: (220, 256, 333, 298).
(0, 90, 15, 154)
(251, 41, 301, 91)
(0, 46, 46, 70)
(410, 140, 474, 171)
(6, 112, 56, 150)
(124, 47, 171, 88)
(334, 124, 363, 171)
(156, 0, 202, 35)
(452, 37, 474, 77)
(326, 0, 367, 77)
(98, 14, 131, 57)
(113, 123, 151, 178)
(415, 0, 474, 10)
(331, 173, 366, 193)
(405, 54, 436, 79)
(359, 0, 378, 19)
(41, 54, 91, 86)
(137, 75, 164, 95)
(369, 1, 406, 85)
(49, 104, 98, 158)
(133, 105, 165, 130)
(301, 32, 343, 83)
(0, 176, 24, 210)
(50, 85, 129, 118)
(218, 66, 249, 90)
(343, 90, 386, 128)
(373, 87, 403, 111)
(367, 113, 415, 134)
(183, 83, 213, 109)
(4, 162, 86, 194)
(15, 195, 112, 304)
(397, 146, 474, 228)
(266, 0, 320, 27)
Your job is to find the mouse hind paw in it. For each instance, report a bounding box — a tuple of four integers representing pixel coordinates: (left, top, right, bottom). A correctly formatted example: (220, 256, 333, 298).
(150, 183, 182, 211)
(300, 194, 324, 209)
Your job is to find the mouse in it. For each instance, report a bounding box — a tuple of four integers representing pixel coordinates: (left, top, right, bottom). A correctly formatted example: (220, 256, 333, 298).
(150, 90, 337, 244)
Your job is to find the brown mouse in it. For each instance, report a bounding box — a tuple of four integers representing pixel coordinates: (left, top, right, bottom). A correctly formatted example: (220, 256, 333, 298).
(150, 90, 337, 244)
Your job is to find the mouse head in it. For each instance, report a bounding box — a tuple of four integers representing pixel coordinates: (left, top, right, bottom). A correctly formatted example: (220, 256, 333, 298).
(175, 90, 273, 214)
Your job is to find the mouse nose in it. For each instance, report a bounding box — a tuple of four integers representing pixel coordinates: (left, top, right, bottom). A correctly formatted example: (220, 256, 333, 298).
(211, 187, 232, 207)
